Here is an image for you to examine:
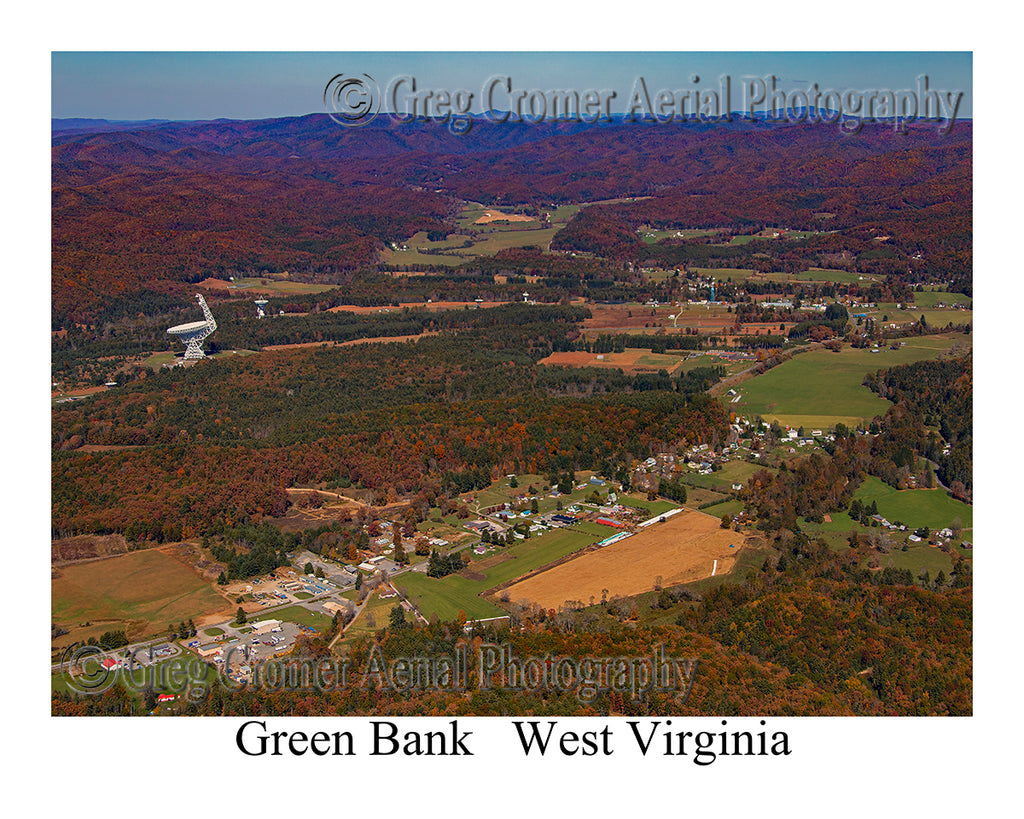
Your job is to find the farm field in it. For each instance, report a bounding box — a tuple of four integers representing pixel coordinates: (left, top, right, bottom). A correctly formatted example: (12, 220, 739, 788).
(51, 548, 228, 644)
(732, 332, 971, 429)
(701, 498, 745, 519)
(853, 476, 973, 532)
(199, 277, 340, 295)
(868, 302, 972, 328)
(381, 213, 559, 266)
(909, 290, 972, 309)
(503, 509, 746, 610)
(396, 521, 616, 622)
(546, 204, 581, 223)
(789, 268, 883, 284)
(582, 301, 747, 334)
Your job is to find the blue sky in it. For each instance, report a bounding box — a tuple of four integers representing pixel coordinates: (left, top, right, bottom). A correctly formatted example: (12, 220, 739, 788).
(52, 52, 971, 121)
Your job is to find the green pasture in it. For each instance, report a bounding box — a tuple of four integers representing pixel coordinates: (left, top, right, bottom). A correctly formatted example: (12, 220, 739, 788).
(395, 521, 614, 622)
(226, 278, 340, 295)
(732, 332, 971, 428)
(868, 303, 972, 329)
(909, 290, 972, 309)
(852, 476, 973, 532)
(864, 546, 955, 580)
(617, 495, 681, 517)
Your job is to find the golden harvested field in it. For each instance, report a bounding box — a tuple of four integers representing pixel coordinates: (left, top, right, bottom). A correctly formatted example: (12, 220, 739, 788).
(474, 208, 535, 224)
(503, 510, 745, 609)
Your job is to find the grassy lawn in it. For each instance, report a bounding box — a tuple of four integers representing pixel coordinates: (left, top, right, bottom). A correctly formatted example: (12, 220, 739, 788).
(203, 627, 224, 637)
(733, 332, 971, 428)
(293, 591, 313, 600)
(142, 352, 180, 370)
(618, 495, 681, 517)
(853, 476, 973, 531)
(800, 511, 860, 534)
(269, 605, 333, 632)
(395, 522, 615, 622)
(681, 459, 773, 492)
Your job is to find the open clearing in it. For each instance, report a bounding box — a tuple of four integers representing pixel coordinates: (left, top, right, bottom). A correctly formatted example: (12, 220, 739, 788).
(503, 509, 746, 610)
(327, 300, 511, 314)
(380, 221, 558, 267)
(733, 332, 971, 428)
(474, 208, 535, 224)
(396, 522, 614, 622)
(853, 476, 973, 532)
(51, 548, 228, 643)
(539, 348, 688, 375)
(198, 277, 340, 295)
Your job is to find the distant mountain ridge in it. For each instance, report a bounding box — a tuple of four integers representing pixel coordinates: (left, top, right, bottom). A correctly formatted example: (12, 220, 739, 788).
(51, 111, 971, 323)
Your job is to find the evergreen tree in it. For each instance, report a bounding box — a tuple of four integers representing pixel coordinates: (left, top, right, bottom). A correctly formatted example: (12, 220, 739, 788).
(388, 604, 408, 631)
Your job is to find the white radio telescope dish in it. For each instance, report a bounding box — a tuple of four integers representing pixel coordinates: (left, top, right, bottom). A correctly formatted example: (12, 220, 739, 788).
(167, 294, 217, 359)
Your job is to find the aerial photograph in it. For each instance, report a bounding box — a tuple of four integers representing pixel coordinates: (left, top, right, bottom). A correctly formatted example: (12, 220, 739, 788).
(51, 51, 974, 724)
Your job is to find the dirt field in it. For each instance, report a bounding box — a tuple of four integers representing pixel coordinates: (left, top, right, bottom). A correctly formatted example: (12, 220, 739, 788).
(539, 349, 686, 374)
(502, 510, 745, 609)
(474, 209, 535, 224)
(52, 533, 133, 565)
